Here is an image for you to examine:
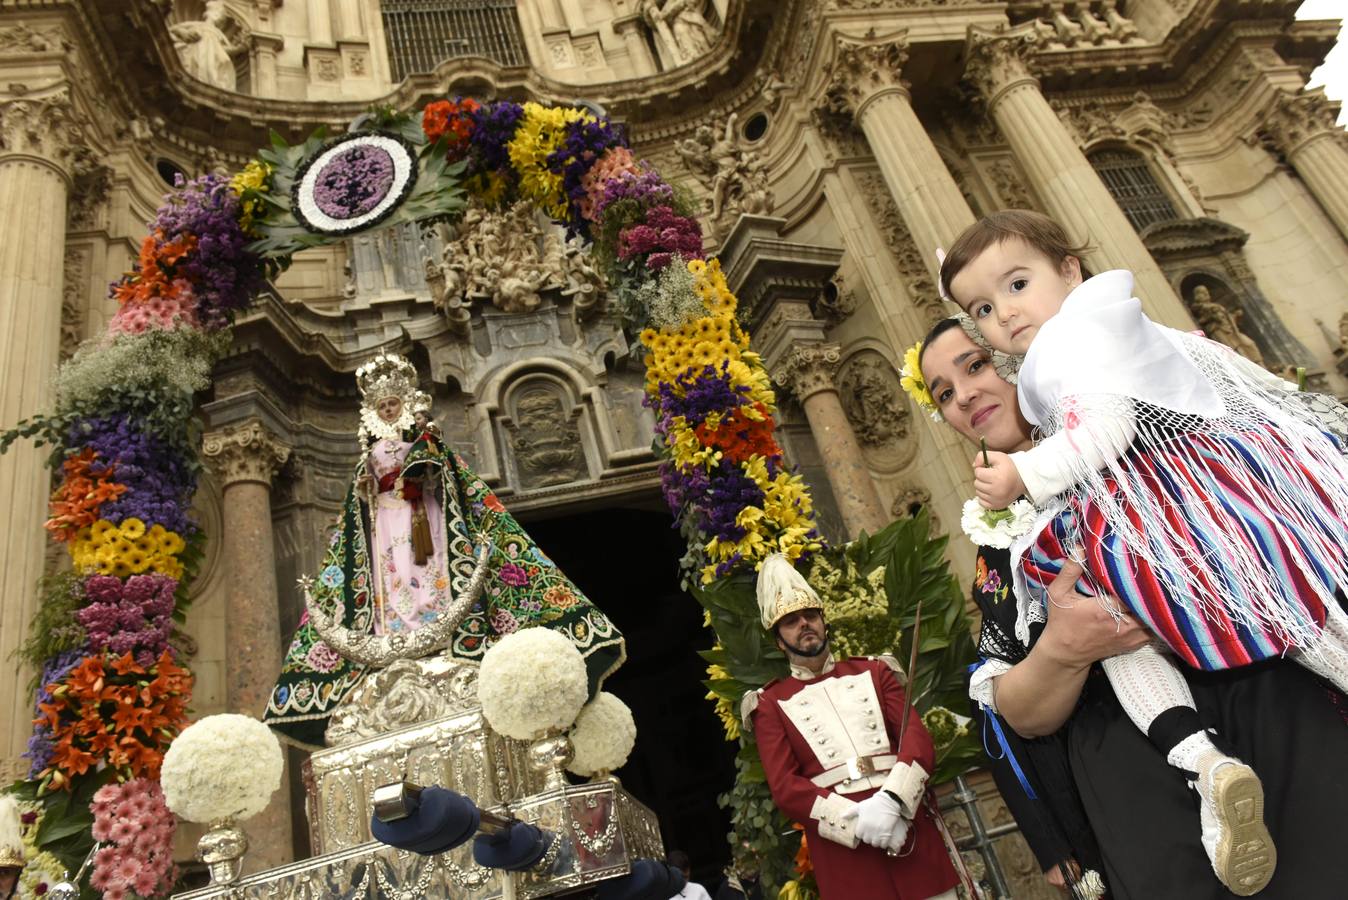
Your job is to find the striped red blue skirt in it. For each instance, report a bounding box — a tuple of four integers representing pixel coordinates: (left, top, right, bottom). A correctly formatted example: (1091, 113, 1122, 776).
(1020, 432, 1340, 671)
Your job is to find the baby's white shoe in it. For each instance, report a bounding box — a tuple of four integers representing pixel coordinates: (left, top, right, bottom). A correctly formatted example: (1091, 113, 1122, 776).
(1195, 757, 1276, 896)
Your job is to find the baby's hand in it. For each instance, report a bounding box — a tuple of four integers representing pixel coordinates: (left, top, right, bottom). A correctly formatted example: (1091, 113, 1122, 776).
(972, 450, 1026, 509)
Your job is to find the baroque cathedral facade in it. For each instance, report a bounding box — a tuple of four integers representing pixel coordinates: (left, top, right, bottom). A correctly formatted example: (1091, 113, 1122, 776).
(0, 0, 1344, 892)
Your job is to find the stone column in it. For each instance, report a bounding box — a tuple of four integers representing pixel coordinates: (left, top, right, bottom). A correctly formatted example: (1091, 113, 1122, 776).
(819, 32, 976, 281)
(774, 343, 889, 537)
(613, 15, 657, 78)
(308, 0, 333, 44)
(0, 87, 79, 772)
(202, 420, 294, 871)
(964, 25, 1190, 329)
(1261, 88, 1348, 245)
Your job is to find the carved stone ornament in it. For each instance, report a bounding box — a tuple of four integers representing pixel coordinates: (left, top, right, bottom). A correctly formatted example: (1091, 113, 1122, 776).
(857, 172, 946, 324)
(507, 387, 586, 489)
(202, 420, 291, 487)
(817, 273, 858, 325)
(964, 26, 1040, 109)
(324, 656, 482, 747)
(0, 23, 73, 54)
(674, 113, 775, 239)
(817, 33, 911, 128)
(428, 200, 568, 332)
(772, 342, 842, 402)
(68, 144, 113, 230)
(1259, 88, 1345, 160)
(837, 352, 910, 447)
(985, 158, 1037, 211)
(61, 247, 87, 359)
(0, 87, 83, 173)
(889, 487, 932, 522)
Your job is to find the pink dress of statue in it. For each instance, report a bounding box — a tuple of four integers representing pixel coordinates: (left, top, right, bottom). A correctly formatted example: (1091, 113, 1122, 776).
(366, 437, 450, 633)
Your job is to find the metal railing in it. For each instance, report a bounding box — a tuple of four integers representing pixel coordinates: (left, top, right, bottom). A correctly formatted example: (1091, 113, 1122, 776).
(381, 0, 528, 81)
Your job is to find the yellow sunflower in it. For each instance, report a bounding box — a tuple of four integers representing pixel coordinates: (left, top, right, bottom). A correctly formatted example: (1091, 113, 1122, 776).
(118, 517, 147, 540)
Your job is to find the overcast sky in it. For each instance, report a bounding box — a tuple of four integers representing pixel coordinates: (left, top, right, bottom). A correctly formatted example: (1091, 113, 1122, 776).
(1298, 0, 1347, 123)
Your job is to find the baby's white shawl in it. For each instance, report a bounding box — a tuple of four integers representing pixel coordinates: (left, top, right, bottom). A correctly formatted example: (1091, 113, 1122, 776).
(1016, 270, 1224, 428)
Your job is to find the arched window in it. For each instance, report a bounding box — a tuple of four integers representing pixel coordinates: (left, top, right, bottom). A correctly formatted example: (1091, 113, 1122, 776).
(381, 0, 528, 82)
(1088, 147, 1179, 232)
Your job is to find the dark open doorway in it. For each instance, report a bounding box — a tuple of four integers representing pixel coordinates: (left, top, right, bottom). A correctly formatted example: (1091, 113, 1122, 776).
(524, 504, 739, 890)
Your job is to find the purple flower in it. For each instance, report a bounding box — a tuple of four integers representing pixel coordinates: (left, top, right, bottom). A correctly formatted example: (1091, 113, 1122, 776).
(311, 145, 396, 218)
(490, 608, 520, 634)
(547, 117, 626, 235)
(70, 414, 196, 534)
(25, 650, 86, 777)
(498, 563, 530, 587)
(467, 101, 525, 176)
(151, 174, 265, 326)
(593, 169, 676, 223)
(305, 642, 342, 673)
(76, 574, 176, 663)
(618, 205, 704, 267)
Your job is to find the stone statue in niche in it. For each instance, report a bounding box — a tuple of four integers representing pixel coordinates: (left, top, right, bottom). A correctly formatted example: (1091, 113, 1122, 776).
(837, 354, 909, 447)
(1186, 284, 1265, 368)
(675, 113, 773, 234)
(643, 0, 716, 65)
(508, 389, 585, 488)
(169, 0, 247, 91)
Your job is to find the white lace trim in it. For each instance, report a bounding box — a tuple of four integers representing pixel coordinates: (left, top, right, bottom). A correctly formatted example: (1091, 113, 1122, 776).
(968, 658, 1013, 714)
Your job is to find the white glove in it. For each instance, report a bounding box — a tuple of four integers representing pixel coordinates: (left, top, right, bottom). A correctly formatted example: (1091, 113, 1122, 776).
(884, 815, 911, 855)
(841, 791, 902, 849)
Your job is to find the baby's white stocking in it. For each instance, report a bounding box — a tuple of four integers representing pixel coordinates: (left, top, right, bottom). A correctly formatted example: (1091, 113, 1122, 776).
(1100, 641, 1198, 737)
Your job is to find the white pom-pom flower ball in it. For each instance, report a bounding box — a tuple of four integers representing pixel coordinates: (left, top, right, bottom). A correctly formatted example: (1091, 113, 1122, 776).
(567, 691, 637, 777)
(478, 627, 588, 740)
(161, 713, 284, 824)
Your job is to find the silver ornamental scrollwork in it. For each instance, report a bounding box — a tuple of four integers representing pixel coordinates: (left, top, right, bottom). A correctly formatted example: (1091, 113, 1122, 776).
(302, 539, 493, 668)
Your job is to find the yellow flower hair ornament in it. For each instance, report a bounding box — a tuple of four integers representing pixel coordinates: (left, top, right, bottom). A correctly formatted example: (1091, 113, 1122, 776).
(899, 341, 942, 423)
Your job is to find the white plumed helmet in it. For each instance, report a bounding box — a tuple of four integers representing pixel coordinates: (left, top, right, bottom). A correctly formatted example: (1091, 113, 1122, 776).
(756, 553, 823, 630)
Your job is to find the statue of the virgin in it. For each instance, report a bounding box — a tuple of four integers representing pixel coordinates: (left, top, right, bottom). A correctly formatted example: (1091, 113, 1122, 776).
(263, 353, 625, 748)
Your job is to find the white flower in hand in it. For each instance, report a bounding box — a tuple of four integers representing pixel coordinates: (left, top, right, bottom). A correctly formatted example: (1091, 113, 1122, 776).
(961, 497, 1037, 549)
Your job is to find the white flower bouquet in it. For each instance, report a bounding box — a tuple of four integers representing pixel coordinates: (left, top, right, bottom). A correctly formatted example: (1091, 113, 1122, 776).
(567, 691, 637, 777)
(960, 498, 1038, 550)
(160, 713, 284, 824)
(478, 628, 588, 740)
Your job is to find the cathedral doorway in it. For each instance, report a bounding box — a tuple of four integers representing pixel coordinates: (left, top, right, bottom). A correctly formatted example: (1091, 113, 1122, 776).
(523, 502, 738, 887)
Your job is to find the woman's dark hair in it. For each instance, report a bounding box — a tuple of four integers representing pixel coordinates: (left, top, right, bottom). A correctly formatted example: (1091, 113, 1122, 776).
(939, 209, 1093, 303)
(916, 316, 965, 373)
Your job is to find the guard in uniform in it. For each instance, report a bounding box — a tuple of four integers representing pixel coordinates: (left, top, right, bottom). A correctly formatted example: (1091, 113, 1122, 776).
(744, 554, 960, 900)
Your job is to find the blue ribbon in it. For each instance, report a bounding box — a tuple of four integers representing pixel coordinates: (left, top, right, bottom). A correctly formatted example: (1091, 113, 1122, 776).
(968, 660, 1038, 801)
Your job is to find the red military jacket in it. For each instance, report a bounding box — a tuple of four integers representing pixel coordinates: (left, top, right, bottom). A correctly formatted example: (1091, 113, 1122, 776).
(751, 656, 959, 900)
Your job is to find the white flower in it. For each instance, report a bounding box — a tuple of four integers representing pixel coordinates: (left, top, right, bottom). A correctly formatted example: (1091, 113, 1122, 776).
(477, 628, 588, 740)
(960, 498, 1037, 549)
(161, 714, 284, 824)
(567, 692, 637, 777)
(1078, 869, 1107, 899)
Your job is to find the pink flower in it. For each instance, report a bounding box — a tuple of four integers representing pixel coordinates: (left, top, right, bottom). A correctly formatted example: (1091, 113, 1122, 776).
(113, 854, 139, 886)
(89, 849, 117, 889)
(89, 813, 111, 846)
(305, 641, 343, 673)
(132, 866, 162, 896)
(490, 608, 520, 634)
